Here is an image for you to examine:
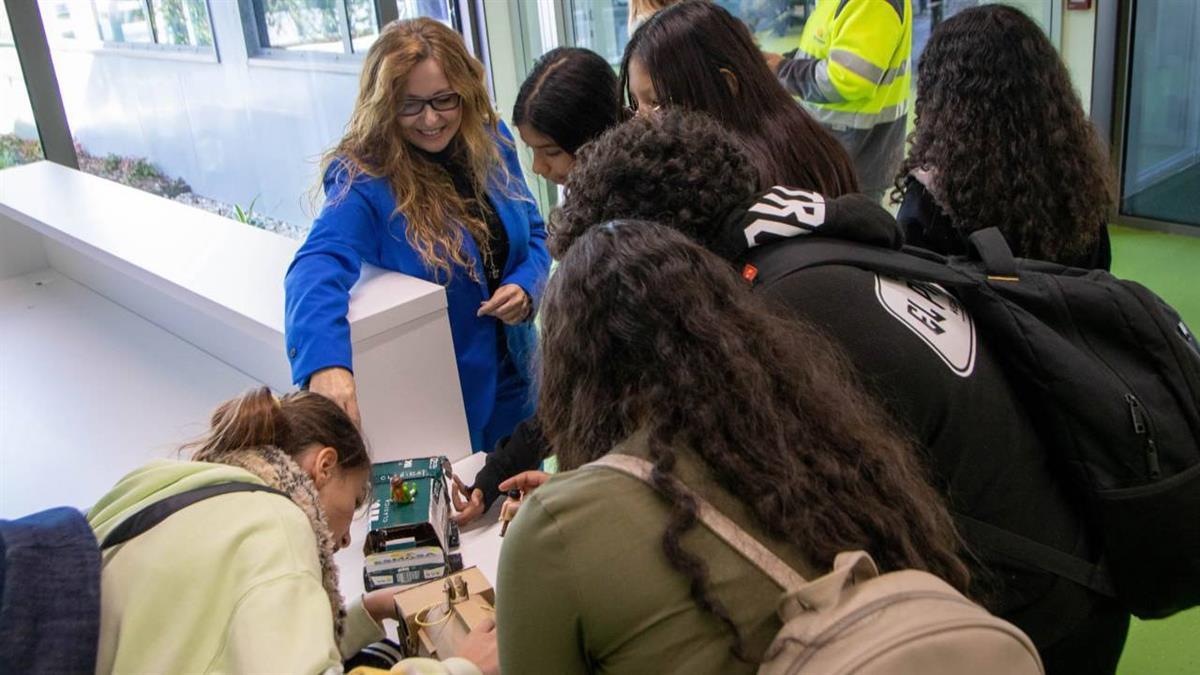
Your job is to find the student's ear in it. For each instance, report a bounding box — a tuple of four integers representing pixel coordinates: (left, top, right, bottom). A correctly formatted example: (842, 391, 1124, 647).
(719, 68, 739, 97)
(311, 446, 339, 488)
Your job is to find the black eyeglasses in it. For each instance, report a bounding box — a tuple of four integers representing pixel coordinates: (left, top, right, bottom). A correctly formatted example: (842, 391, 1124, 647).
(399, 92, 462, 117)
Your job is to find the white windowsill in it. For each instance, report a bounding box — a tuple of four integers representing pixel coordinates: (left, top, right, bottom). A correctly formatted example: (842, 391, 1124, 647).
(247, 53, 364, 75)
(44, 39, 219, 64)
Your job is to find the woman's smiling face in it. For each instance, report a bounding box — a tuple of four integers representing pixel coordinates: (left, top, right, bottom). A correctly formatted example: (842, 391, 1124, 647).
(400, 58, 462, 153)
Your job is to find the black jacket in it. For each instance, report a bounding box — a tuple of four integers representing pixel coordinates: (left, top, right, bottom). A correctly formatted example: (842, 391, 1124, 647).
(726, 188, 1126, 672)
(470, 417, 549, 510)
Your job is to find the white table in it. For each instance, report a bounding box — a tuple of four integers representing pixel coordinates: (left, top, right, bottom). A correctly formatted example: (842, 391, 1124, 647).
(1, 160, 472, 464)
(336, 452, 505, 607)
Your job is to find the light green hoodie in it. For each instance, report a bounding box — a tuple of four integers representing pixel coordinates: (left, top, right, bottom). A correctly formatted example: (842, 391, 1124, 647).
(88, 459, 386, 674)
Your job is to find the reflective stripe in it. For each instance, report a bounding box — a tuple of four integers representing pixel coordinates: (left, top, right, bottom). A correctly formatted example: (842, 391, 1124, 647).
(803, 100, 909, 130)
(795, 46, 821, 61)
(878, 59, 908, 86)
(829, 49, 908, 86)
(812, 60, 846, 104)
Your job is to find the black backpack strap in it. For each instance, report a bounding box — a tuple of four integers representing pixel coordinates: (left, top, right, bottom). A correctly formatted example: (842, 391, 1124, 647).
(955, 513, 1117, 598)
(743, 237, 979, 291)
(966, 228, 1019, 279)
(100, 482, 289, 550)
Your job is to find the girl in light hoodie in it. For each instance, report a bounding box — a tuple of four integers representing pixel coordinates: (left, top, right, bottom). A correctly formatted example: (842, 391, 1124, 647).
(89, 387, 494, 674)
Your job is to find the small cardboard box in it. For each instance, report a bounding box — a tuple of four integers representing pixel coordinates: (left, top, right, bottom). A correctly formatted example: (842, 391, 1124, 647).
(363, 457, 458, 591)
(392, 566, 494, 658)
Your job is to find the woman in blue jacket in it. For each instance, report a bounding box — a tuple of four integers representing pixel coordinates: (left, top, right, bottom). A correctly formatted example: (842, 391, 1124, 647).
(285, 18, 549, 452)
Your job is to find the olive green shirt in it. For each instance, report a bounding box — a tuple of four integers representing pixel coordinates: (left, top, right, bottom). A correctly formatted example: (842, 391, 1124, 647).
(496, 435, 817, 674)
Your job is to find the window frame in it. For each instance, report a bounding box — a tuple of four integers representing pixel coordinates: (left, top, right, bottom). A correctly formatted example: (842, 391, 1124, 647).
(239, 0, 473, 63)
(87, 0, 218, 55)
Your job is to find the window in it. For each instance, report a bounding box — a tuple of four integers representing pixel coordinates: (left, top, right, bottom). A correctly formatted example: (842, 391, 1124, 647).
(39, 2, 95, 42)
(1119, 0, 1200, 228)
(251, 0, 456, 55)
(257, 0, 346, 52)
(32, 0, 478, 239)
(0, 0, 46, 169)
(96, 1, 154, 44)
(36, 1, 215, 48)
(151, 0, 216, 47)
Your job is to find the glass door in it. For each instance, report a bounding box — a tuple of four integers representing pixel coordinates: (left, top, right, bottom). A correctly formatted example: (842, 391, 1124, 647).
(1118, 0, 1200, 228)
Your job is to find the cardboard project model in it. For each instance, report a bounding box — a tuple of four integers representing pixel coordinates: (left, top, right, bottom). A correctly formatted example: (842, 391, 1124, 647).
(393, 567, 495, 659)
(363, 456, 462, 591)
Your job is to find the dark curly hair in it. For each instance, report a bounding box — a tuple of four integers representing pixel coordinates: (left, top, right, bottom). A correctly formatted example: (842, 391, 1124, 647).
(540, 221, 971, 659)
(512, 47, 625, 155)
(549, 109, 757, 258)
(622, 0, 858, 195)
(896, 4, 1114, 263)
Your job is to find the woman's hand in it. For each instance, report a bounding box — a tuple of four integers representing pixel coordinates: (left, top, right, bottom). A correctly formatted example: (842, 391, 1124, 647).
(307, 367, 361, 427)
(477, 284, 531, 325)
(363, 587, 400, 624)
(450, 474, 485, 526)
(497, 470, 551, 495)
(762, 51, 784, 73)
(456, 617, 499, 675)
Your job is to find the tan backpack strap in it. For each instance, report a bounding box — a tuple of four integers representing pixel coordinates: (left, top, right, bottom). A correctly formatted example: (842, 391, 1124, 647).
(587, 454, 808, 590)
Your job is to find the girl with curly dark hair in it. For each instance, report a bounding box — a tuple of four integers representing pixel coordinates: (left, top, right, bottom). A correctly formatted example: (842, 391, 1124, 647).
(549, 109, 757, 258)
(497, 220, 970, 673)
(895, 4, 1115, 269)
(548, 108, 1131, 673)
(622, 0, 859, 196)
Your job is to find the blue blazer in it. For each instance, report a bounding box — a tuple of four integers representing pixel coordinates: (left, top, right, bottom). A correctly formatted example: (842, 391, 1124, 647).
(284, 124, 549, 451)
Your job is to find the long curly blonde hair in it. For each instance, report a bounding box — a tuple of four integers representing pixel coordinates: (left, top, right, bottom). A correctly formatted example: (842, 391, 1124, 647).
(322, 18, 508, 282)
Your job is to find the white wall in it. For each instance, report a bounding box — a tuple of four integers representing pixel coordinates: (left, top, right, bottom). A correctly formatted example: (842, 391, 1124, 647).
(1060, 2, 1097, 115)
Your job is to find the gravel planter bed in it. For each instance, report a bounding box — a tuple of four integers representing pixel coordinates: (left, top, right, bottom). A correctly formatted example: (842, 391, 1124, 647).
(173, 193, 308, 239)
(1, 134, 310, 240)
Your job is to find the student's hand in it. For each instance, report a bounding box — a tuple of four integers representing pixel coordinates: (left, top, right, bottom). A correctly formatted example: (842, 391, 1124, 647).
(497, 470, 551, 495)
(451, 474, 486, 526)
(477, 284, 531, 325)
(763, 51, 784, 73)
(363, 588, 400, 623)
(307, 367, 362, 428)
(457, 617, 499, 675)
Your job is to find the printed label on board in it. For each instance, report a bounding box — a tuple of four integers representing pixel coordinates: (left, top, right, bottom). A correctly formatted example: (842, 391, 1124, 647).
(874, 275, 976, 377)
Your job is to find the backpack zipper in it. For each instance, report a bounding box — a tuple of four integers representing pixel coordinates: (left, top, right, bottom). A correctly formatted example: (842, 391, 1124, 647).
(1125, 393, 1161, 479)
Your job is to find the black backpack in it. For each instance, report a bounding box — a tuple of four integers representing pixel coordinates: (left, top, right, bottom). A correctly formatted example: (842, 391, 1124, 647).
(745, 228, 1200, 619)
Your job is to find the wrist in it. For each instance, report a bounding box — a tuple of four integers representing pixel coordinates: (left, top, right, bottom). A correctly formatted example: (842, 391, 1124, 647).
(363, 589, 397, 624)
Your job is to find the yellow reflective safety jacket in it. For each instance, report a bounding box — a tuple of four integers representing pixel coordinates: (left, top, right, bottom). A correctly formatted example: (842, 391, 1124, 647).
(777, 0, 912, 193)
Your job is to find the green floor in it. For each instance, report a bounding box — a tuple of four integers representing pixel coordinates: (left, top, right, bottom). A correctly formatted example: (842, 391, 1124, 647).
(1109, 225, 1200, 675)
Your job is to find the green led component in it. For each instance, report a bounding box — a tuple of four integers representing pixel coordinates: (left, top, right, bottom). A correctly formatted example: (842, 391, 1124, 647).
(390, 477, 419, 505)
